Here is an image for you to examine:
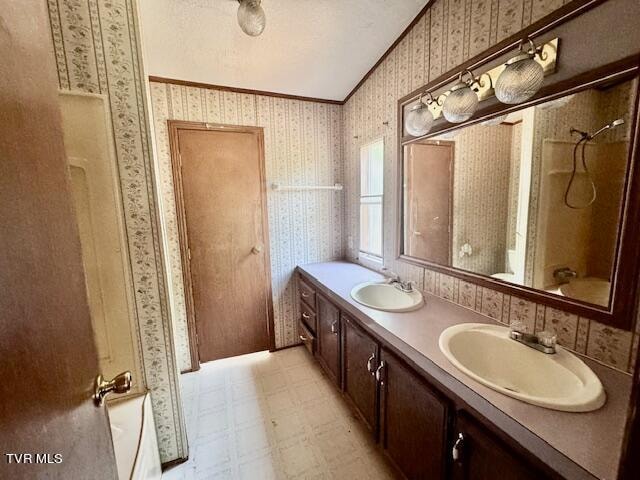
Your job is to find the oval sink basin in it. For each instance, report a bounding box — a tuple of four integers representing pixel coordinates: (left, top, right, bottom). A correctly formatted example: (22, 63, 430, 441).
(560, 277, 610, 307)
(351, 282, 424, 312)
(439, 323, 605, 412)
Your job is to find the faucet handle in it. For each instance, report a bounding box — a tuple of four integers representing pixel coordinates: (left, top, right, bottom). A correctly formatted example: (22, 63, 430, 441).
(538, 331, 557, 348)
(382, 268, 400, 282)
(509, 320, 526, 333)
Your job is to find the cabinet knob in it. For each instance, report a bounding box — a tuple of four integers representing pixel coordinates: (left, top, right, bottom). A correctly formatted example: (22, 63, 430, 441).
(301, 291, 310, 298)
(452, 432, 464, 462)
(302, 312, 311, 320)
(375, 360, 386, 385)
(366, 353, 376, 375)
(299, 334, 308, 342)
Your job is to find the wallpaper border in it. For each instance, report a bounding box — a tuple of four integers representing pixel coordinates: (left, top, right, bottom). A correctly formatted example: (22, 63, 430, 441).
(47, 0, 186, 463)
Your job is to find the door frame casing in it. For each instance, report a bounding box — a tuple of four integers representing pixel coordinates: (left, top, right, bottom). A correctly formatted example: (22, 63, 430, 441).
(167, 120, 276, 371)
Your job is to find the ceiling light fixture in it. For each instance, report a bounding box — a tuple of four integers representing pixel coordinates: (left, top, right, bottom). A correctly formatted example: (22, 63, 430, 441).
(442, 70, 480, 123)
(237, 0, 266, 37)
(404, 92, 438, 137)
(495, 39, 545, 104)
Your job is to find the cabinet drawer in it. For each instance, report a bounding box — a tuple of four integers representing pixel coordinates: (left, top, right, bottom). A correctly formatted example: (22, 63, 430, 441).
(298, 277, 316, 310)
(298, 319, 315, 355)
(300, 301, 317, 334)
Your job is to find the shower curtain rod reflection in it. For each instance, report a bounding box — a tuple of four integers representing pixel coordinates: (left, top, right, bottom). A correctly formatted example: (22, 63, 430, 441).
(271, 183, 343, 191)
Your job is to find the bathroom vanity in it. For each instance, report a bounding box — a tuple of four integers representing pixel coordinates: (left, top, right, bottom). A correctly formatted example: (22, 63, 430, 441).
(296, 261, 631, 480)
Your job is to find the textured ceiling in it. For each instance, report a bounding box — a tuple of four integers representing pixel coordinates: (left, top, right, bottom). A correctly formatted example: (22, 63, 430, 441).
(138, 0, 427, 101)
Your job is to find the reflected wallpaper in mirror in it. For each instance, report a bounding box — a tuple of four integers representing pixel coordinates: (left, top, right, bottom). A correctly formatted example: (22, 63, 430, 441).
(402, 77, 637, 308)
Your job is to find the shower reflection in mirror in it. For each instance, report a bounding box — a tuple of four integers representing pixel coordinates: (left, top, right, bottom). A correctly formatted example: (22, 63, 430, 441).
(402, 76, 637, 308)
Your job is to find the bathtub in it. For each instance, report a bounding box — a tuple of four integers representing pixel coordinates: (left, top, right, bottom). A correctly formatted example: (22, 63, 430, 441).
(109, 393, 162, 480)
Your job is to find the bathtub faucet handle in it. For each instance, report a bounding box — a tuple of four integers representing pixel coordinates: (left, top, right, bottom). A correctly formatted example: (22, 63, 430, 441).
(94, 371, 132, 406)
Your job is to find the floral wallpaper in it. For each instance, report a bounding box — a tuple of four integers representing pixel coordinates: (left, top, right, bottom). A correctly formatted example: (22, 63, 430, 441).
(47, 2, 639, 469)
(148, 82, 344, 370)
(343, 0, 639, 373)
(506, 122, 523, 252)
(449, 123, 513, 275)
(47, 0, 186, 463)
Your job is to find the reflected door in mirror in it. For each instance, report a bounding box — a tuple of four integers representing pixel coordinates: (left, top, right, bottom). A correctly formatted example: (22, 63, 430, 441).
(400, 76, 637, 312)
(404, 141, 454, 265)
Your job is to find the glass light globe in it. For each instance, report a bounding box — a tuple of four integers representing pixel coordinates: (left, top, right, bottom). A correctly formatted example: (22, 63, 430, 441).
(442, 81, 479, 123)
(495, 53, 544, 104)
(238, 0, 266, 37)
(405, 102, 434, 137)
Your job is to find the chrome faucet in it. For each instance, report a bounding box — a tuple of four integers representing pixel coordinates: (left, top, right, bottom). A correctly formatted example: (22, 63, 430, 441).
(509, 321, 557, 354)
(553, 267, 577, 284)
(382, 268, 415, 293)
(395, 280, 415, 293)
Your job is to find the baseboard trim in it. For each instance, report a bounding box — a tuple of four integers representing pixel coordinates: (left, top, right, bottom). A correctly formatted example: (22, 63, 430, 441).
(271, 342, 303, 352)
(161, 455, 189, 471)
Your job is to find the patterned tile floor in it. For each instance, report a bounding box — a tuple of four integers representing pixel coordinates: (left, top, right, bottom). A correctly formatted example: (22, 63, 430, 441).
(162, 346, 397, 480)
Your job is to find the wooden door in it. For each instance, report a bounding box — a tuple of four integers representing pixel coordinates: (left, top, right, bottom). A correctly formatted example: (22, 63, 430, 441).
(342, 314, 379, 434)
(169, 122, 274, 363)
(0, 2, 117, 478)
(404, 141, 454, 264)
(379, 348, 448, 480)
(316, 294, 341, 386)
(451, 413, 542, 480)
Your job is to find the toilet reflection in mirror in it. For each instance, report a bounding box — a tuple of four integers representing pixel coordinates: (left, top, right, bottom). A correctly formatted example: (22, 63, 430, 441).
(402, 76, 637, 308)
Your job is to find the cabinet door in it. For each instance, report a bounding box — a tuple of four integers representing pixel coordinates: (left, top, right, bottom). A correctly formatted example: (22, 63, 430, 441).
(379, 348, 448, 480)
(342, 314, 379, 434)
(316, 293, 341, 386)
(451, 413, 543, 480)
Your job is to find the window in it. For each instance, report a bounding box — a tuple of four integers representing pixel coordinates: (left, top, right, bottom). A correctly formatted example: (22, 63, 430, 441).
(360, 139, 384, 260)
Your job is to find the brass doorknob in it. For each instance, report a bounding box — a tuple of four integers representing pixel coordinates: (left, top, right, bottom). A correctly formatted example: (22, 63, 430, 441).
(251, 245, 263, 254)
(94, 371, 132, 406)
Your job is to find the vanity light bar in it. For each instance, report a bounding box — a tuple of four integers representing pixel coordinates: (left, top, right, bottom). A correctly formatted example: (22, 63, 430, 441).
(416, 38, 559, 123)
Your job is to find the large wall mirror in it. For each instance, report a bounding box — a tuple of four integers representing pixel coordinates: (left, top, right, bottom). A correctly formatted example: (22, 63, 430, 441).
(399, 67, 640, 329)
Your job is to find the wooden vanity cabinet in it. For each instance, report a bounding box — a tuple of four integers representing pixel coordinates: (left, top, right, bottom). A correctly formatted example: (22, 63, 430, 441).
(450, 413, 544, 480)
(342, 314, 379, 434)
(379, 347, 449, 480)
(342, 315, 449, 478)
(296, 271, 559, 480)
(297, 276, 317, 334)
(316, 293, 341, 386)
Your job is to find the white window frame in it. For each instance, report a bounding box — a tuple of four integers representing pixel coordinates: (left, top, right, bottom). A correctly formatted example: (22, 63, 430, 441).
(359, 138, 384, 266)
